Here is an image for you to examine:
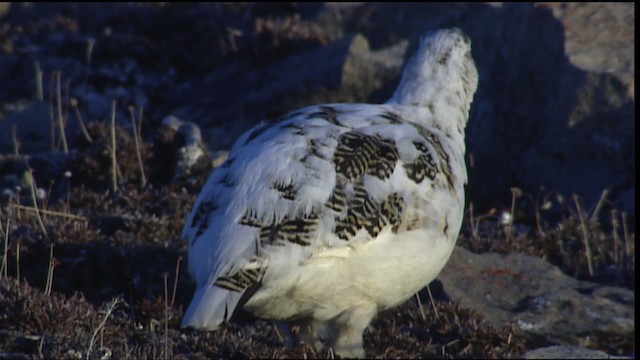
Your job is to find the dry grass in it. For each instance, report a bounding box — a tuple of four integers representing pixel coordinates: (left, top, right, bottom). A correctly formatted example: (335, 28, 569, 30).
(459, 189, 635, 290)
(1, 120, 632, 358)
(0, 122, 532, 359)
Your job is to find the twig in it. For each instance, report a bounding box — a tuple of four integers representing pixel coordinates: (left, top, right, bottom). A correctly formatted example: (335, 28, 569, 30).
(35, 60, 43, 101)
(11, 203, 87, 221)
(13, 188, 22, 223)
(171, 256, 182, 307)
(572, 194, 594, 277)
(415, 293, 426, 321)
(84, 38, 95, 84)
(610, 209, 620, 265)
(64, 77, 72, 126)
(27, 169, 49, 240)
(163, 272, 169, 360)
(45, 243, 57, 296)
(48, 72, 56, 151)
(86, 296, 122, 360)
(468, 202, 478, 240)
(534, 191, 545, 237)
(1, 217, 10, 280)
(589, 188, 609, 223)
(621, 212, 631, 270)
(16, 240, 20, 285)
(137, 106, 144, 138)
(426, 284, 439, 319)
(506, 188, 521, 242)
(55, 72, 69, 153)
(11, 124, 20, 155)
(129, 106, 147, 187)
(42, 180, 54, 212)
(65, 171, 72, 213)
(71, 98, 93, 143)
(110, 100, 118, 193)
(37, 336, 45, 358)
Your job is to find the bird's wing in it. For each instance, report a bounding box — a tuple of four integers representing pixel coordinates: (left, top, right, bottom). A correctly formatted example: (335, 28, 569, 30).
(180, 102, 466, 329)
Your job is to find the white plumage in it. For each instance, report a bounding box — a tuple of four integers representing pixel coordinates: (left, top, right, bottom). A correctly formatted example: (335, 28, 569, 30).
(181, 28, 478, 357)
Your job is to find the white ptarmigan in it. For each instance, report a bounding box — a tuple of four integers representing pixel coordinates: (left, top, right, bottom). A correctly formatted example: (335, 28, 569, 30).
(181, 28, 478, 357)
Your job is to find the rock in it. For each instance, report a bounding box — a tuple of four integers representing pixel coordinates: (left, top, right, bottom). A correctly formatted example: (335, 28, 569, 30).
(523, 345, 629, 359)
(438, 246, 635, 350)
(0, 152, 72, 202)
(2, 3, 631, 218)
(150, 115, 212, 186)
(173, 33, 404, 151)
(540, 3, 634, 98)
(0, 101, 53, 153)
(454, 3, 634, 217)
(167, 2, 635, 218)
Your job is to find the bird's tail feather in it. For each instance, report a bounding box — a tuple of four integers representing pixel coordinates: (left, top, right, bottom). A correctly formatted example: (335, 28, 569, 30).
(181, 286, 243, 330)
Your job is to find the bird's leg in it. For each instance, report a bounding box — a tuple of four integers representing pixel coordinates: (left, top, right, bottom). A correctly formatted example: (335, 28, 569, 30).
(331, 303, 377, 358)
(297, 318, 329, 353)
(274, 320, 297, 348)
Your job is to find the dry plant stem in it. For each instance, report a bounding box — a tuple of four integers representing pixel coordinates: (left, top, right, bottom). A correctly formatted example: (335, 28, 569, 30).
(0, 205, 4, 230)
(2, 217, 10, 279)
(534, 193, 545, 237)
(84, 38, 95, 84)
(163, 272, 169, 360)
(11, 203, 87, 221)
(572, 194, 594, 277)
(73, 102, 93, 143)
(111, 100, 118, 194)
(11, 125, 19, 155)
(171, 256, 182, 307)
(137, 106, 144, 138)
(27, 170, 49, 240)
(611, 209, 620, 265)
(460, 343, 472, 355)
(48, 72, 56, 151)
(55, 72, 69, 153)
(35, 60, 43, 101)
(37, 336, 45, 358)
(64, 78, 72, 122)
(66, 179, 71, 213)
(426, 284, 439, 319)
(15, 240, 20, 285)
(86, 297, 122, 360)
(441, 339, 460, 356)
(589, 188, 609, 223)
(129, 107, 147, 187)
(506, 189, 516, 242)
(415, 293, 426, 321)
(621, 211, 631, 269)
(14, 192, 22, 223)
(45, 243, 55, 296)
(468, 202, 478, 240)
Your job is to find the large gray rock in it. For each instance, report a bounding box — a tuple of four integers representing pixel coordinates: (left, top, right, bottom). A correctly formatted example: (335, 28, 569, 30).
(438, 246, 634, 350)
(458, 3, 635, 218)
(174, 2, 634, 218)
(523, 345, 629, 359)
(173, 33, 405, 151)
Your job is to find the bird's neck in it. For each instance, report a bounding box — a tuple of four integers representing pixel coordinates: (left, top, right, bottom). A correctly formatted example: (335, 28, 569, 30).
(387, 80, 474, 142)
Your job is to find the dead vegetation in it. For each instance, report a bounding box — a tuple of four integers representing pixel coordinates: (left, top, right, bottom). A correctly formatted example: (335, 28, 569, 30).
(0, 117, 633, 358)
